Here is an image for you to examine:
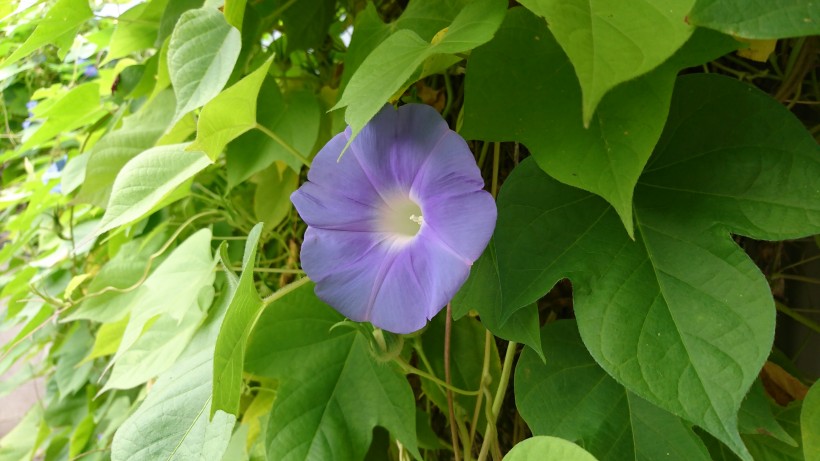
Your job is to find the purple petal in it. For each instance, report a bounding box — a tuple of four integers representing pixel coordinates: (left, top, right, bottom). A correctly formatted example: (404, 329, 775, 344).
(367, 235, 471, 333)
(411, 131, 486, 201)
(300, 227, 388, 283)
(307, 130, 385, 206)
(290, 181, 381, 231)
(350, 104, 451, 192)
(303, 229, 471, 334)
(421, 191, 497, 262)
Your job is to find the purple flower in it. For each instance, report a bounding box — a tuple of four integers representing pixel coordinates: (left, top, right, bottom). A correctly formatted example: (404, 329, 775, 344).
(83, 65, 99, 79)
(291, 104, 496, 333)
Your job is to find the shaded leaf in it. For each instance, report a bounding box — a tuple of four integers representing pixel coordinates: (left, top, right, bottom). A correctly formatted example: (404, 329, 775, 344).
(244, 282, 419, 461)
(463, 7, 738, 235)
(451, 241, 543, 360)
(495, 75, 820, 460)
(226, 84, 320, 184)
(516, 320, 711, 461)
(281, 0, 335, 52)
(804, 381, 820, 461)
(739, 380, 797, 445)
(689, 0, 820, 39)
(252, 162, 298, 232)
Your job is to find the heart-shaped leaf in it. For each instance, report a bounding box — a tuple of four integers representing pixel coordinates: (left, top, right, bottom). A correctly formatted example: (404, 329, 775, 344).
(495, 74, 820, 460)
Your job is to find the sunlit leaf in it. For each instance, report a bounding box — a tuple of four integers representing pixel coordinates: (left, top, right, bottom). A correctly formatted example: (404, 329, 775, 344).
(167, 7, 241, 125)
(1, 0, 92, 66)
(517, 0, 694, 123)
(504, 436, 599, 461)
(189, 58, 272, 160)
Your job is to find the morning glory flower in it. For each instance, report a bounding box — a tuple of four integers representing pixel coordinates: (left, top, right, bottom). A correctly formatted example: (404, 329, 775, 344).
(291, 104, 496, 334)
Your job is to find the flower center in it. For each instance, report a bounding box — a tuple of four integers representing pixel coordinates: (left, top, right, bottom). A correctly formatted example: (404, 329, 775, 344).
(379, 194, 423, 238)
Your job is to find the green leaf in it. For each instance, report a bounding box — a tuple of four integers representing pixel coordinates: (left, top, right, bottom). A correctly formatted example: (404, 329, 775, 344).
(92, 144, 212, 238)
(334, 0, 505, 143)
(517, 0, 694, 123)
(104, 0, 168, 64)
(463, 8, 739, 235)
(20, 82, 107, 151)
(495, 74, 820, 460)
(226, 84, 320, 185)
(53, 325, 94, 398)
(77, 90, 177, 208)
(504, 436, 599, 461)
(689, 0, 820, 39)
(451, 241, 543, 361)
(189, 58, 272, 160)
(516, 320, 711, 461)
(102, 229, 216, 390)
(244, 282, 420, 461)
(224, 0, 246, 30)
(1, 0, 92, 67)
(739, 380, 797, 446)
(168, 7, 241, 125)
(65, 235, 165, 323)
(0, 406, 43, 461)
(111, 337, 235, 461)
(252, 162, 298, 232)
(743, 402, 806, 461)
(281, 0, 335, 52)
(804, 381, 820, 461)
(211, 223, 263, 417)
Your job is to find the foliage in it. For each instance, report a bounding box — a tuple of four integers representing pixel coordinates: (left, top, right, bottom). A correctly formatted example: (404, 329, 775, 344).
(0, 0, 819, 460)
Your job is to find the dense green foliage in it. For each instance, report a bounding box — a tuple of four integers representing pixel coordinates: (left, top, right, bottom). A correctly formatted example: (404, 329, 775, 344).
(0, 1, 819, 460)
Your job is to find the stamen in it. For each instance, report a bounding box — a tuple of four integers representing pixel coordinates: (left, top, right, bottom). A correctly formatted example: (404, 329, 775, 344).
(409, 214, 424, 225)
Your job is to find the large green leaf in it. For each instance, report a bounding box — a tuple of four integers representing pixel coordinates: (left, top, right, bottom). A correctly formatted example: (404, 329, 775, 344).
(211, 223, 263, 417)
(244, 283, 419, 461)
(189, 58, 272, 160)
(463, 8, 738, 235)
(804, 381, 820, 461)
(516, 320, 711, 461)
(334, 0, 505, 142)
(92, 144, 212, 238)
(689, 0, 820, 39)
(517, 0, 694, 123)
(494, 74, 820, 460)
(167, 7, 241, 125)
(1, 0, 92, 66)
(101, 229, 216, 390)
(504, 436, 599, 461)
(451, 241, 543, 361)
(111, 286, 235, 461)
(226, 82, 320, 185)
(77, 90, 177, 208)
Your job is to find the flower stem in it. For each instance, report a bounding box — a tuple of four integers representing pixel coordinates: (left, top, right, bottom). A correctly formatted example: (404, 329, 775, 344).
(255, 123, 311, 168)
(477, 342, 517, 461)
(491, 143, 500, 198)
(445, 303, 462, 461)
(395, 360, 481, 396)
(261, 276, 311, 307)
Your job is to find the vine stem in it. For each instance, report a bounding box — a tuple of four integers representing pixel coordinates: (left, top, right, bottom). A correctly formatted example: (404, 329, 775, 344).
(776, 301, 820, 334)
(445, 302, 462, 461)
(477, 342, 517, 461)
(255, 123, 311, 167)
(395, 360, 481, 396)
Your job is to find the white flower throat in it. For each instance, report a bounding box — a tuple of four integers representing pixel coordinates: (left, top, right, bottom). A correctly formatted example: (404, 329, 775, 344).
(379, 194, 423, 238)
